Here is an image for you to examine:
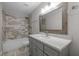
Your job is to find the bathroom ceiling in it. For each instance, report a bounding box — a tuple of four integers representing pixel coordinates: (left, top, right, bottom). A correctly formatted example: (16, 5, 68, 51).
(2, 2, 41, 18)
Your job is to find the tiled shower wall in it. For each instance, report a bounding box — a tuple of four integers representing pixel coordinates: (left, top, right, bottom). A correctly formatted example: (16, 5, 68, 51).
(2, 14, 29, 56)
(5, 15, 29, 40)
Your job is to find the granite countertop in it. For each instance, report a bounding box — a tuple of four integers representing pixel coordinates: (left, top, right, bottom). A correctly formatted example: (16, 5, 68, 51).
(29, 34, 72, 51)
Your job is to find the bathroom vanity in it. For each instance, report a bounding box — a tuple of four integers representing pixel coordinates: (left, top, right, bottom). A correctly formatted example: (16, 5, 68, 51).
(29, 34, 71, 56)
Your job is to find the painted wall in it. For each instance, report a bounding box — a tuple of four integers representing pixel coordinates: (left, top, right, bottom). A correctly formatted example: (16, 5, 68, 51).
(44, 8, 62, 30)
(29, 2, 48, 34)
(0, 3, 3, 55)
(30, 2, 79, 55)
(68, 2, 79, 56)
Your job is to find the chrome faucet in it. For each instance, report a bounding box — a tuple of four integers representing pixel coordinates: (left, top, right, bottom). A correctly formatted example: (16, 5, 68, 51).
(44, 31, 48, 37)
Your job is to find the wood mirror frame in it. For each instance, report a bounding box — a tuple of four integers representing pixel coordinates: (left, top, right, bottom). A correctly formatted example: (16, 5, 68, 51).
(39, 2, 68, 34)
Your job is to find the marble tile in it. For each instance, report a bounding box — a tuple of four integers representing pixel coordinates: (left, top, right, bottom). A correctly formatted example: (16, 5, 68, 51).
(4, 15, 29, 39)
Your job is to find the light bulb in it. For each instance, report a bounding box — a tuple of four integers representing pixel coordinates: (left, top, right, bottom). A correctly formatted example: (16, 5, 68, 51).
(41, 2, 62, 15)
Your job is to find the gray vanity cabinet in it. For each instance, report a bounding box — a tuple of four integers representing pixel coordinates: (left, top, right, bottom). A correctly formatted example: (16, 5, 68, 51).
(29, 37, 59, 56)
(29, 37, 69, 56)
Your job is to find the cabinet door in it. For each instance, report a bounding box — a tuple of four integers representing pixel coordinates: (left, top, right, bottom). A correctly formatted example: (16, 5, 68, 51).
(32, 45, 37, 56)
(29, 38, 33, 55)
(36, 48, 43, 56)
(30, 43, 43, 56)
(33, 39, 43, 51)
(29, 38, 37, 56)
(44, 45, 59, 56)
(29, 38, 44, 56)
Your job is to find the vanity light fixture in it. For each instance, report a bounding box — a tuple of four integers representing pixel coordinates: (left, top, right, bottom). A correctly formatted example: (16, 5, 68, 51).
(40, 2, 62, 15)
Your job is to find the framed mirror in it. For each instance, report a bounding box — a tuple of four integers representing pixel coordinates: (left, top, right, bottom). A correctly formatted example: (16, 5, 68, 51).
(39, 2, 68, 34)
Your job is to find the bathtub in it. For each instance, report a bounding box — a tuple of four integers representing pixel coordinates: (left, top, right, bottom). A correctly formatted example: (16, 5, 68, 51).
(3, 38, 29, 56)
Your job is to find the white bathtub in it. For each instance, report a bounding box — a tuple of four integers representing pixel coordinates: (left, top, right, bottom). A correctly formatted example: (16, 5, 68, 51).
(3, 38, 29, 56)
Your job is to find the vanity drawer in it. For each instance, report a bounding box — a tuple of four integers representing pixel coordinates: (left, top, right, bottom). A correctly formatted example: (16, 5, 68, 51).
(44, 45, 59, 56)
